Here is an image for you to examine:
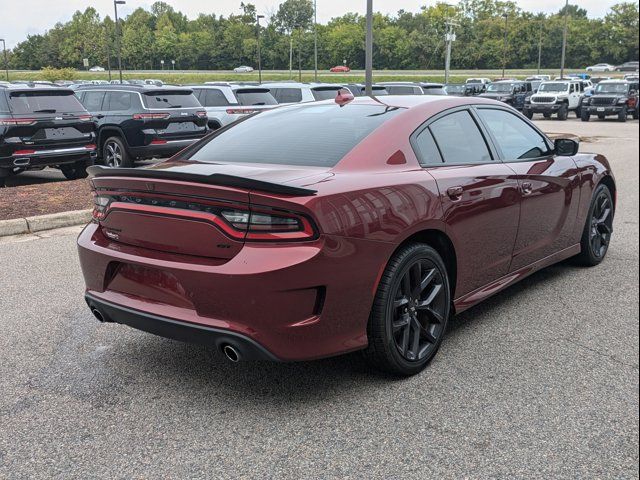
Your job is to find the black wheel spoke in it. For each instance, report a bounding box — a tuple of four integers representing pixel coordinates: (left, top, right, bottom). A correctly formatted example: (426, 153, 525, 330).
(394, 296, 409, 309)
(393, 313, 410, 332)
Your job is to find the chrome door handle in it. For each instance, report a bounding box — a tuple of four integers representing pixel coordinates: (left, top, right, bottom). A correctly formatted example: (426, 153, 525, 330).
(447, 186, 464, 200)
(521, 181, 533, 195)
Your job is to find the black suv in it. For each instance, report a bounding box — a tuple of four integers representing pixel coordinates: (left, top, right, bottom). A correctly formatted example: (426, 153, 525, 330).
(0, 84, 97, 186)
(479, 81, 534, 110)
(74, 85, 208, 167)
(581, 80, 639, 122)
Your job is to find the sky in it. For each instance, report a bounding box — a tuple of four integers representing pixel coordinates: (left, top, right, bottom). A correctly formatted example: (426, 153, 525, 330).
(0, 0, 623, 48)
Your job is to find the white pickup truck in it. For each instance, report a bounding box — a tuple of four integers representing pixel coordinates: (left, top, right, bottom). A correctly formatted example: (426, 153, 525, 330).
(523, 80, 584, 120)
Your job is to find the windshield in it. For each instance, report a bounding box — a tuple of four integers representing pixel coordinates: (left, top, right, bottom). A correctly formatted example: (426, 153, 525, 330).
(538, 83, 570, 93)
(595, 83, 628, 94)
(8, 90, 85, 114)
(487, 83, 515, 93)
(186, 104, 402, 167)
(142, 91, 200, 109)
(235, 90, 278, 106)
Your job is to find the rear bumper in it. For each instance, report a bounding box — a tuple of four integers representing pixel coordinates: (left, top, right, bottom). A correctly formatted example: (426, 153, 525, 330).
(85, 293, 279, 361)
(78, 223, 386, 361)
(128, 138, 202, 159)
(0, 146, 97, 169)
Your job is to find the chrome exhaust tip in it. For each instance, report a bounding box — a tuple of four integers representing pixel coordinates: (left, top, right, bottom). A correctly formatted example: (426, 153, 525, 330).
(222, 344, 241, 363)
(91, 308, 105, 322)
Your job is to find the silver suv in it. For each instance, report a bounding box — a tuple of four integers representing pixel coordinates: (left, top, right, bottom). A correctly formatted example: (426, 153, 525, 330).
(261, 82, 345, 104)
(191, 84, 278, 130)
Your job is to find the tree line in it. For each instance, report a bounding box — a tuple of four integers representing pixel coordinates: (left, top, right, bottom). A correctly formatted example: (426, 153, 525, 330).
(7, 0, 639, 72)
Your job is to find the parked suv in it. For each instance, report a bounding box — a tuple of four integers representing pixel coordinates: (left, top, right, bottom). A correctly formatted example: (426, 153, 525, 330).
(479, 80, 533, 110)
(191, 84, 277, 130)
(260, 82, 343, 104)
(0, 84, 97, 187)
(581, 80, 639, 122)
(75, 85, 208, 167)
(523, 80, 583, 120)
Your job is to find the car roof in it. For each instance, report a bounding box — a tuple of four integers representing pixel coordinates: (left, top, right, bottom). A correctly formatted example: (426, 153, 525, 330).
(74, 84, 193, 92)
(599, 79, 629, 84)
(0, 83, 73, 91)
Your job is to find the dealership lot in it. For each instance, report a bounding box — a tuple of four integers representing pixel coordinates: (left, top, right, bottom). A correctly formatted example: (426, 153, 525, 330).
(0, 119, 638, 477)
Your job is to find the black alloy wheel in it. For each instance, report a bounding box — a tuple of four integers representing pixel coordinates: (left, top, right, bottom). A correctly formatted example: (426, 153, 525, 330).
(103, 137, 132, 168)
(575, 184, 614, 266)
(364, 244, 451, 376)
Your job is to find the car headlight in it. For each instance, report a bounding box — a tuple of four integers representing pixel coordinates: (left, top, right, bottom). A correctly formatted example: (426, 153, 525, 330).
(582, 97, 591, 105)
(617, 98, 628, 104)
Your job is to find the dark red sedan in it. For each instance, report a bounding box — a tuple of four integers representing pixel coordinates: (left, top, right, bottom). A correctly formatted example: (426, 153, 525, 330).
(79, 95, 616, 375)
(330, 65, 351, 73)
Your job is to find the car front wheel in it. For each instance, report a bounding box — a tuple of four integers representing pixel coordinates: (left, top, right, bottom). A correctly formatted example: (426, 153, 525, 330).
(363, 243, 451, 376)
(103, 137, 132, 168)
(581, 110, 591, 122)
(557, 104, 569, 120)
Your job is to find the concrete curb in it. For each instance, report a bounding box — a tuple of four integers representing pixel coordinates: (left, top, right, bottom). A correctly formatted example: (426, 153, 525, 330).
(0, 209, 92, 237)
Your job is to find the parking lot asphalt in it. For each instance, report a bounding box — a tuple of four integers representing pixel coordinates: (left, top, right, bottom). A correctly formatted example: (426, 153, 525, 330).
(0, 118, 638, 479)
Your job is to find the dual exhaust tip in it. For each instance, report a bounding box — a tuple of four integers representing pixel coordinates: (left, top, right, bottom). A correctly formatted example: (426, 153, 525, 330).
(90, 307, 243, 363)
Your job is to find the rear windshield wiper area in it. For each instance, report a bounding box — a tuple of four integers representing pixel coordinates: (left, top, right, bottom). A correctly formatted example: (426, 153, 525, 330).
(33, 109, 57, 113)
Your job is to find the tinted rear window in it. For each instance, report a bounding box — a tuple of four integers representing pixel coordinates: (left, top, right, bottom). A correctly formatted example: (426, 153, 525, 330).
(311, 88, 342, 101)
(235, 90, 278, 106)
(272, 88, 303, 103)
(142, 91, 201, 109)
(8, 90, 86, 114)
(386, 86, 420, 95)
(187, 104, 402, 167)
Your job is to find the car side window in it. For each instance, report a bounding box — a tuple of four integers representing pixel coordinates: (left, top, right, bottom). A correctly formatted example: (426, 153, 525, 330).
(414, 128, 443, 166)
(0, 92, 8, 112)
(82, 91, 105, 111)
(429, 110, 492, 165)
(104, 92, 132, 111)
(272, 88, 303, 103)
(205, 89, 230, 107)
(477, 108, 551, 160)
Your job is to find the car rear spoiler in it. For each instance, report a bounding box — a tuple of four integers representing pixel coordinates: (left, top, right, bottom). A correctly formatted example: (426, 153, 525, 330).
(87, 166, 317, 196)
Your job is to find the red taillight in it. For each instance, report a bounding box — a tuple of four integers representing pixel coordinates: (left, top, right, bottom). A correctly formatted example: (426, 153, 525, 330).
(196, 110, 207, 118)
(92, 194, 111, 222)
(226, 108, 259, 115)
(220, 209, 317, 241)
(78, 114, 92, 121)
(0, 117, 37, 126)
(13, 149, 37, 156)
(132, 113, 170, 120)
(150, 139, 167, 145)
(86, 144, 97, 150)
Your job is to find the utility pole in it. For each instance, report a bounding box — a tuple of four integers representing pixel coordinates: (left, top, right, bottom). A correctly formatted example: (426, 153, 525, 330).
(257, 15, 264, 84)
(560, 0, 569, 79)
(502, 12, 508, 79)
(444, 21, 457, 85)
(364, 0, 373, 96)
(289, 32, 294, 79)
(114, 0, 126, 84)
(537, 24, 543, 75)
(298, 26, 303, 82)
(313, 0, 318, 82)
(0, 39, 8, 82)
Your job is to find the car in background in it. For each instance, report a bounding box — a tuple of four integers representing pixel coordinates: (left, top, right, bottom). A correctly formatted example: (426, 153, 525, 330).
(74, 84, 208, 167)
(343, 84, 389, 97)
(624, 74, 639, 82)
(79, 95, 616, 376)
(144, 79, 164, 87)
(526, 75, 551, 82)
(590, 76, 613, 85)
(581, 79, 639, 122)
(586, 63, 616, 72)
(479, 80, 533, 110)
(444, 84, 475, 96)
(233, 66, 254, 73)
(615, 61, 639, 72)
(416, 82, 447, 95)
(377, 82, 425, 95)
(0, 84, 97, 186)
(330, 66, 350, 73)
(89, 66, 106, 72)
(261, 82, 343, 104)
(55, 80, 75, 86)
(191, 84, 278, 130)
(524, 80, 584, 120)
(465, 78, 491, 93)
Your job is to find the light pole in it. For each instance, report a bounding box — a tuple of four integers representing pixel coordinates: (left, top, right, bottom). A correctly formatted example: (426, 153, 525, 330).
(171, 59, 175, 71)
(114, 0, 126, 84)
(313, 0, 318, 82)
(160, 59, 165, 70)
(297, 25, 303, 82)
(560, 0, 569, 79)
(0, 39, 8, 82)
(537, 23, 543, 75)
(364, 0, 373, 96)
(256, 14, 264, 84)
(501, 12, 508, 79)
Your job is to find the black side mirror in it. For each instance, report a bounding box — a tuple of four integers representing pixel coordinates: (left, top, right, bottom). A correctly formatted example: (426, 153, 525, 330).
(555, 138, 579, 156)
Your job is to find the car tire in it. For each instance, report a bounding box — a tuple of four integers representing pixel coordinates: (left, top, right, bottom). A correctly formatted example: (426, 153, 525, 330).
(363, 243, 451, 376)
(581, 110, 590, 122)
(618, 110, 627, 122)
(524, 110, 534, 120)
(598, 114, 606, 120)
(575, 106, 582, 118)
(574, 184, 614, 267)
(633, 109, 639, 120)
(103, 136, 133, 168)
(60, 159, 93, 180)
(543, 112, 552, 119)
(557, 104, 569, 120)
